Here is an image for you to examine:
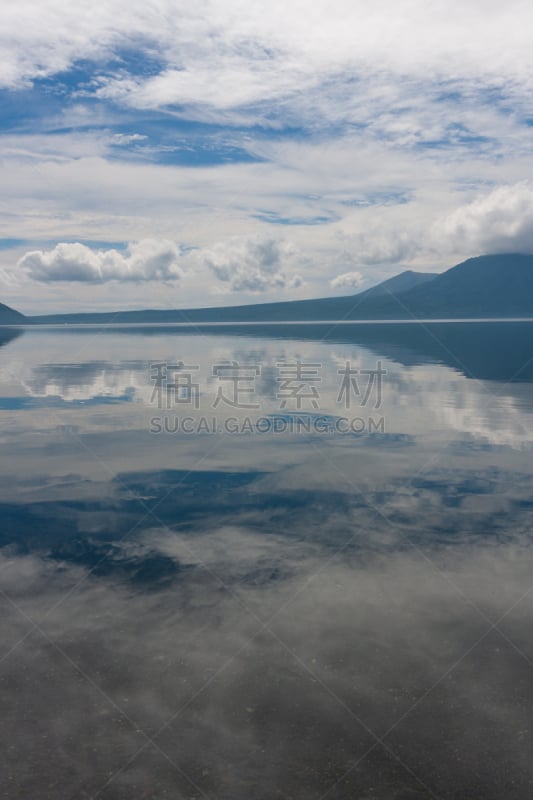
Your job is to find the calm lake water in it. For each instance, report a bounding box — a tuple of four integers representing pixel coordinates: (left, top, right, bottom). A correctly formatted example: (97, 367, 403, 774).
(1, 321, 533, 799)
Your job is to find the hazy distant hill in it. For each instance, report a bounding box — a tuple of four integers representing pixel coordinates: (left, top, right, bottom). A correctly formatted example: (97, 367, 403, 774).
(3, 253, 533, 324)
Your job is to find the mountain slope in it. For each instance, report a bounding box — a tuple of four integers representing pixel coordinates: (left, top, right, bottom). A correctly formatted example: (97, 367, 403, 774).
(358, 269, 435, 298)
(10, 253, 533, 324)
(25, 270, 436, 324)
(0, 301, 25, 324)
(383, 253, 533, 316)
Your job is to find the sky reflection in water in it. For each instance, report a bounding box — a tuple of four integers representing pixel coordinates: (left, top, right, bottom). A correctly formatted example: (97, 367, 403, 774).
(1, 322, 533, 799)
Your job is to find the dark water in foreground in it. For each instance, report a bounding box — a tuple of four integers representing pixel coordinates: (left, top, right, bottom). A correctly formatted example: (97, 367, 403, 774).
(1, 321, 533, 799)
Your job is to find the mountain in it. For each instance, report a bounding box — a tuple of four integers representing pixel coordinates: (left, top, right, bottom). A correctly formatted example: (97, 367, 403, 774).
(0, 301, 25, 324)
(4, 253, 533, 325)
(356, 269, 435, 298)
(25, 269, 435, 325)
(376, 253, 533, 317)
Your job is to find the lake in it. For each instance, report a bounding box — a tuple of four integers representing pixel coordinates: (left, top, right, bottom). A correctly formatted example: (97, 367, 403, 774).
(1, 321, 533, 799)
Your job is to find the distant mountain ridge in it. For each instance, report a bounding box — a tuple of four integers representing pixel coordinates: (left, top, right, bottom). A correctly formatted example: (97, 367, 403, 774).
(356, 269, 435, 299)
(21, 268, 438, 324)
(377, 253, 533, 317)
(1, 253, 533, 324)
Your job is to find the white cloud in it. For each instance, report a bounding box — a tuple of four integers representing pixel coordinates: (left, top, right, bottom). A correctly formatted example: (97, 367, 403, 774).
(437, 182, 533, 255)
(18, 239, 184, 283)
(4, 1, 533, 103)
(336, 228, 421, 267)
(330, 271, 363, 290)
(111, 133, 147, 145)
(199, 235, 304, 293)
(2, 2, 533, 312)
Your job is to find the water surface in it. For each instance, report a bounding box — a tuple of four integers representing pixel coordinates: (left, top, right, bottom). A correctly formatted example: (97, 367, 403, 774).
(1, 322, 533, 799)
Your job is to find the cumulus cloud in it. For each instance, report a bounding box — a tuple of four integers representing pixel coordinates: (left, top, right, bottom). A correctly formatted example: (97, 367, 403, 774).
(336, 229, 420, 267)
(18, 239, 184, 283)
(437, 182, 533, 255)
(199, 236, 304, 293)
(330, 271, 364, 290)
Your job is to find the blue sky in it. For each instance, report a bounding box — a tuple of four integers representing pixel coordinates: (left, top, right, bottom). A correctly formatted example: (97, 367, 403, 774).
(1, 0, 533, 313)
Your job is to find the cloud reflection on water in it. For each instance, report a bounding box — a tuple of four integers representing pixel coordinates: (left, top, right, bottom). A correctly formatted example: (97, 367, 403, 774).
(1, 324, 533, 798)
